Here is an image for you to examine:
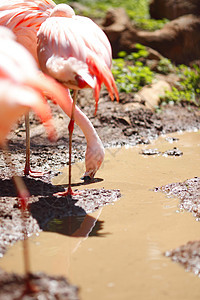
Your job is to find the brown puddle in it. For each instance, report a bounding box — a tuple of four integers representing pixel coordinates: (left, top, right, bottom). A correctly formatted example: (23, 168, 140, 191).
(0, 131, 200, 299)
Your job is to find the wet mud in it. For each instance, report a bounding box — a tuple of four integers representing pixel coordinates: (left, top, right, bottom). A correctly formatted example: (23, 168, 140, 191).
(0, 185, 121, 257)
(0, 92, 199, 259)
(0, 131, 200, 300)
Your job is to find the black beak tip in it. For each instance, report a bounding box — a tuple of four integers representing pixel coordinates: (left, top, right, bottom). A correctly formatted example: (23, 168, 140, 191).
(81, 175, 92, 182)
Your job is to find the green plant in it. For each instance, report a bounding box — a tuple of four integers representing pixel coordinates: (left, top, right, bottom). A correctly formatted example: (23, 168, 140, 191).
(133, 18, 168, 31)
(118, 44, 149, 61)
(160, 64, 200, 106)
(157, 58, 175, 75)
(178, 65, 200, 93)
(112, 48, 154, 93)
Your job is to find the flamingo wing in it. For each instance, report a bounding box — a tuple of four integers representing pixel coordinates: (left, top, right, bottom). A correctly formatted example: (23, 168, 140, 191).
(74, 15, 112, 68)
(73, 15, 119, 111)
(37, 17, 90, 85)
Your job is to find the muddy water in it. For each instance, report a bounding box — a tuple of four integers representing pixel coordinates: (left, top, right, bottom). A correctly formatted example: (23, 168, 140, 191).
(1, 131, 200, 299)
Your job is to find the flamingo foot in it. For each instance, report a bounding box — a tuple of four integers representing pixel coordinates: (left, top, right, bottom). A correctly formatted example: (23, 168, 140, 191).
(21, 280, 39, 297)
(24, 165, 44, 177)
(53, 186, 81, 197)
(18, 194, 29, 210)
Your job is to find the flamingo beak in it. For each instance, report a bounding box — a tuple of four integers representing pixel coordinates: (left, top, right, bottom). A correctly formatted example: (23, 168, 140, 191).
(81, 175, 92, 182)
(81, 169, 96, 181)
(75, 71, 95, 89)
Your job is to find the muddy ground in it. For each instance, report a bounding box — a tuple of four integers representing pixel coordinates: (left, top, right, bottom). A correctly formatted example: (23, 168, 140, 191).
(0, 88, 200, 298)
(1, 90, 200, 177)
(155, 177, 200, 276)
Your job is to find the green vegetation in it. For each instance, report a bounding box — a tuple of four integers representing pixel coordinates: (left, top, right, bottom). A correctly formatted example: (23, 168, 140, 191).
(160, 64, 200, 106)
(156, 58, 175, 75)
(112, 45, 200, 107)
(55, 0, 168, 31)
(112, 59, 154, 93)
(112, 44, 154, 93)
(122, 43, 149, 61)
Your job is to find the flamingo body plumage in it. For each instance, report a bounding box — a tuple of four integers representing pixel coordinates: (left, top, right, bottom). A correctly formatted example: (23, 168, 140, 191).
(0, 25, 71, 151)
(0, 26, 54, 145)
(0, 0, 55, 62)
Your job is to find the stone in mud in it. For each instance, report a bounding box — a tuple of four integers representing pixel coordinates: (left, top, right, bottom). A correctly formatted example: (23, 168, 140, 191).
(138, 80, 171, 110)
(0, 270, 79, 300)
(140, 148, 161, 155)
(122, 127, 138, 136)
(165, 137, 179, 143)
(140, 146, 183, 156)
(162, 147, 183, 156)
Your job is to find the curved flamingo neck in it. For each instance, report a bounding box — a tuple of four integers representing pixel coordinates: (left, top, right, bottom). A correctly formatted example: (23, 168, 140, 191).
(50, 4, 75, 18)
(60, 89, 100, 145)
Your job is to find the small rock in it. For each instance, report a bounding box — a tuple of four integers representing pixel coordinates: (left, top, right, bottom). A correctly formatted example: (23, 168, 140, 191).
(163, 147, 183, 156)
(140, 148, 161, 155)
(138, 80, 171, 110)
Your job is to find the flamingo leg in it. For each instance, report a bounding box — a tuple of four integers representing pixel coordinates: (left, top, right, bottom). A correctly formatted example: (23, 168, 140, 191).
(67, 89, 77, 195)
(54, 90, 80, 197)
(12, 175, 35, 293)
(24, 113, 44, 177)
(2, 145, 37, 294)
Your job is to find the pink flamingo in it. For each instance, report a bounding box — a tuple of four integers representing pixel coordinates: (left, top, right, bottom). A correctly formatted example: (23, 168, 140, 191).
(37, 4, 119, 195)
(0, 1, 119, 193)
(0, 24, 72, 196)
(0, 25, 70, 292)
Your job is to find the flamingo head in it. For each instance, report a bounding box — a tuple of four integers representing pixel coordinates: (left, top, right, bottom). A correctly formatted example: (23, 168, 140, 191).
(50, 4, 75, 18)
(82, 137, 105, 180)
(44, 56, 96, 91)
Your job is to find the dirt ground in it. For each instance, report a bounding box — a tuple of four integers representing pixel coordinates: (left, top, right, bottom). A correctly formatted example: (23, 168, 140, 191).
(0, 88, 200, 298)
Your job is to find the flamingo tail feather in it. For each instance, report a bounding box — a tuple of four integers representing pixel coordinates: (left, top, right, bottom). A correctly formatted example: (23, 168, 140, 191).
(87, 55, 119, 113)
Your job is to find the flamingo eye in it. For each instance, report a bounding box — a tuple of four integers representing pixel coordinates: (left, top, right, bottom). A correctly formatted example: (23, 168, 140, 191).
(75, 75, 88, 89)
